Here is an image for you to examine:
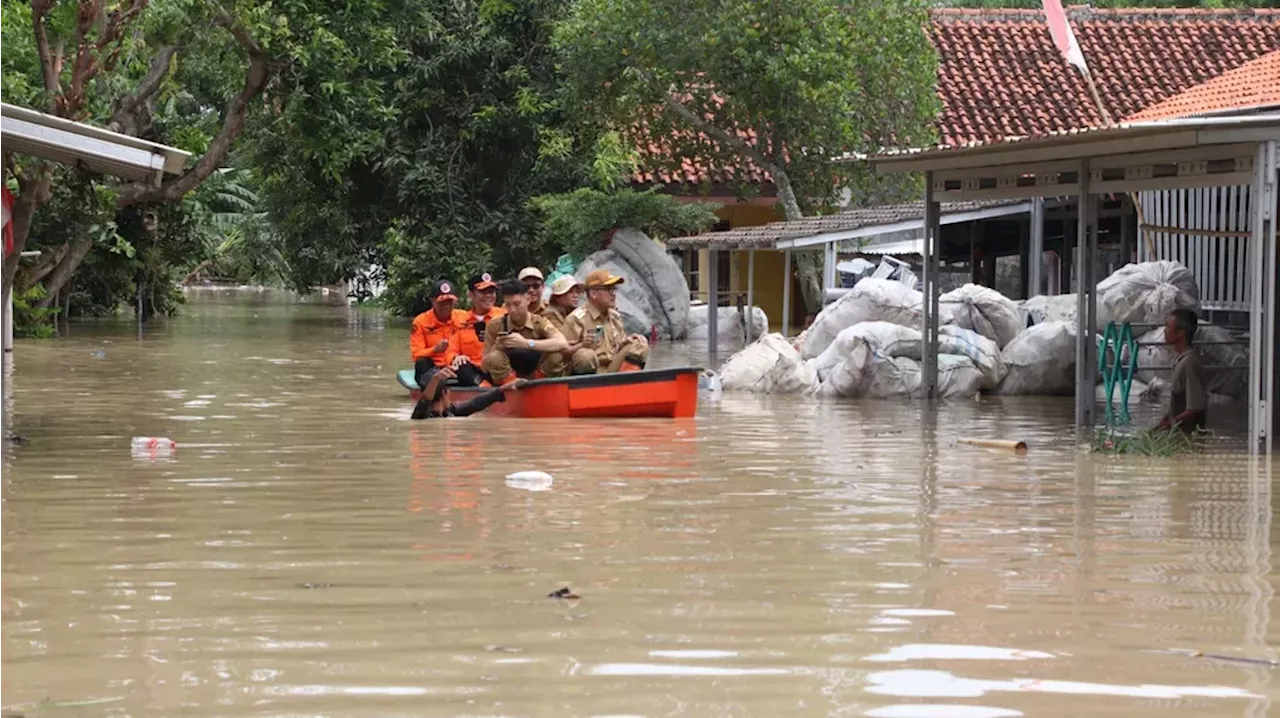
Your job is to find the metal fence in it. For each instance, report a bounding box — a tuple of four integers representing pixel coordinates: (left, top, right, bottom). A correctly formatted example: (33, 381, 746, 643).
(1138, 185, 1254, 312)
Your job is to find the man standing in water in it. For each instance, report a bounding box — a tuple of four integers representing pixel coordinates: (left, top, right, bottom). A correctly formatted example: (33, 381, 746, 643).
(410, 280, 462, 390)
(561, 269, 650, 375)
(1156, 308, 1208, 434)
(481, 280, 569, 385)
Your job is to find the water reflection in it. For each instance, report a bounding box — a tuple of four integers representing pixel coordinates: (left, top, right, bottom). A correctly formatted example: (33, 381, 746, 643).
(2, 291, 1279, 717)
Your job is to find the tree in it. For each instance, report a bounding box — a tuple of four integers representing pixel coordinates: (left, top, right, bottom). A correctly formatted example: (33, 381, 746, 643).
(554, 0, 939, 309)
(1, 0, 400, 320)
(247, 0, 600, 316)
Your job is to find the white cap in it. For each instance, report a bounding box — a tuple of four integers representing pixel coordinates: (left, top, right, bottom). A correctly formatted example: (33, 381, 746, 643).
(549, 275, 585, 296)
(518, 267, 544, 281)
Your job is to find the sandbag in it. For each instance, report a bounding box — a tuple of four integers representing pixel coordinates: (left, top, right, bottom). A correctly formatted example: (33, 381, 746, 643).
(1096, 261, 1198, 331)
(688, 305, 769, 341)
(938, 325, 1008, 391)
(719, 333, 818, 394)
(1134, 324, 1248, 398)
(995, 321, 1079, 395)
(812, 322, 922, 397)
(940, 283, 1022, 348)
(609, 229, 691, 339)
(801, 279, 930, 359)
(863, 354, 984, 399)
(1021, 293, 1077, 326)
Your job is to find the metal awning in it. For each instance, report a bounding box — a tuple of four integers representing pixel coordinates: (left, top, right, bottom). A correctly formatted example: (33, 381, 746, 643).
(871, 113, 1280, 201)
(1, 103, 191, 185)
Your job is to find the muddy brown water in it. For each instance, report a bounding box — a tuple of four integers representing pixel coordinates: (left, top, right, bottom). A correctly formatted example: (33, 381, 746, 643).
(2, 290, 1278, 717)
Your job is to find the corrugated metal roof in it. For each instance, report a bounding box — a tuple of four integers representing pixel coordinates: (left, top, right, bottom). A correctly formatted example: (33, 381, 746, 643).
(666, 199, 1024, 249)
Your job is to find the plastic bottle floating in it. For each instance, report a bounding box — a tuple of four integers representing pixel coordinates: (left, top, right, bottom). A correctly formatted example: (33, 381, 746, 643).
(505, 471, 553, 492)
(131, 437, 177, 456)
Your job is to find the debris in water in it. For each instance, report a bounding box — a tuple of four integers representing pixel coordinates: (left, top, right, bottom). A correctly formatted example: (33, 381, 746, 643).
(548, 587, 581, 600)
(1161, 648, 1280, 668)
(505, 471, 554, 492)
(298, 582, 333, 590)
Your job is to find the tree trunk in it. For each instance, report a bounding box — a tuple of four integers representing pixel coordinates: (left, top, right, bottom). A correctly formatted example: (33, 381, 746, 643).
(14, 242, 70, 293)
(771, 168, 823, 312)
(35, 237, 93, 308)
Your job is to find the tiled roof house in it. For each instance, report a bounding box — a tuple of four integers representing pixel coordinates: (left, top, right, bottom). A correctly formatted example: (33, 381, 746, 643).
(634, 7, 1280, 190)
(1126, 49, 1280, 122)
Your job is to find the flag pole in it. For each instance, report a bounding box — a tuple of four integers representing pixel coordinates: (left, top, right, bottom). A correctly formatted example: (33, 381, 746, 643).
(1044, 1, 1153, 260)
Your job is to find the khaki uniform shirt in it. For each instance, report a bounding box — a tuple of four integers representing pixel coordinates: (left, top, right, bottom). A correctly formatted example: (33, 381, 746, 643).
(483, 312, 561, 352)
(541, 303, 572, 331)
(561, 303, 627, 362)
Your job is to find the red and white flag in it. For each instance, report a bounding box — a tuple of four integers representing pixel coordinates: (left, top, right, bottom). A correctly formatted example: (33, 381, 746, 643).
(1043, 0, 1089, 74)
(2, 186, 13, 258)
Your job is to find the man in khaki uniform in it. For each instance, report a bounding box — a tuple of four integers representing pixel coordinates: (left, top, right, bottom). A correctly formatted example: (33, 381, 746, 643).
(481, 279, 569, 385)
(519, 266, 548, 316)
(560, 268, 650, 375)
(542, 275, 584, 330)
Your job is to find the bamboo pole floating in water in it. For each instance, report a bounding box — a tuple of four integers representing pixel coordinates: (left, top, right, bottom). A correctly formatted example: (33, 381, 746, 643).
(957, 438, 1028, 454)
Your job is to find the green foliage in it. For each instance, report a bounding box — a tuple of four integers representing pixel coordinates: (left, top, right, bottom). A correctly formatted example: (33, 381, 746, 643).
(938, 0, 1269, 7)
(12, 286, 60, 338)
(1091, 427, 1201, 456)
(554, 0, 939, 215)
(530, 188, 721, 258)
(249, 0, 597, 315)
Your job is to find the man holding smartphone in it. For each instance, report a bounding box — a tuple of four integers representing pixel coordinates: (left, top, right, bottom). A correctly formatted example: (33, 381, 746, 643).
(560, 269, 650, 375)
(481, 279, 570, 385)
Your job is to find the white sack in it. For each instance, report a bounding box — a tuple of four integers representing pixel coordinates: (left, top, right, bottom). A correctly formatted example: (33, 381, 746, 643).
(938, 324, 1008, 391)
(1096, 261, 1198, 331)
(719, 333, 818, 394)
(1134, 324, 1248, 398)
(812, 322, 922, 398)
(863, 354, 984, 399)
(940, 283, 1023, 348)
(688, 305, 769, 341)
(995, 320, 1079, 395)
(1021, 293, 1077, 326)
(801, 279, 931, 359)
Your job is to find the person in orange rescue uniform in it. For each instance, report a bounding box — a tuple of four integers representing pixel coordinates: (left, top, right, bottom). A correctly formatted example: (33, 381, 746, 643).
(453, 271, 506, 385)
(410, 279, 463, 390)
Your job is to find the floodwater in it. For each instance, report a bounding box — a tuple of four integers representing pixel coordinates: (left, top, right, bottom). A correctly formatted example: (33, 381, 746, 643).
(3, 290, 1278, 717)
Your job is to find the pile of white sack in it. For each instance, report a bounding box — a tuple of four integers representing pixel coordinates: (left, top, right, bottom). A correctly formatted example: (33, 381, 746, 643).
(716, 260, 1220, 399)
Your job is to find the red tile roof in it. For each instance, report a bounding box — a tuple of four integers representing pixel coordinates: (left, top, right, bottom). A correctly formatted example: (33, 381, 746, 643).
(1126, 50, 1280, 121)
(930, 7, 1280, 145)
(634, 7, 1280, 188)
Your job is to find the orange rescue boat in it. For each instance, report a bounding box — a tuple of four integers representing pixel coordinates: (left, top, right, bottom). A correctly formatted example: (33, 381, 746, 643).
(397, 367, 700, 419)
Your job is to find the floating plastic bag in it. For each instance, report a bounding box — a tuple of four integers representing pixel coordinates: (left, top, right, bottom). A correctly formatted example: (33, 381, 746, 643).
(505, 471, 554, 492)
(995, 321, 1079, 395)
(719, 333, 818, 394)
(940, 283, 1023, 348)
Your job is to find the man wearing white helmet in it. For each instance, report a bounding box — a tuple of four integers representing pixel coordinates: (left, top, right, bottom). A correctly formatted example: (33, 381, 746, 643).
(540, 275, 585, 377)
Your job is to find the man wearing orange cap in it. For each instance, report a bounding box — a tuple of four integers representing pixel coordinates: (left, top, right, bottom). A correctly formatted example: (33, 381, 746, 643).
(452, 271, 506, 385)
(560, 269, 650, 375)
(410, 279, 464, 390)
